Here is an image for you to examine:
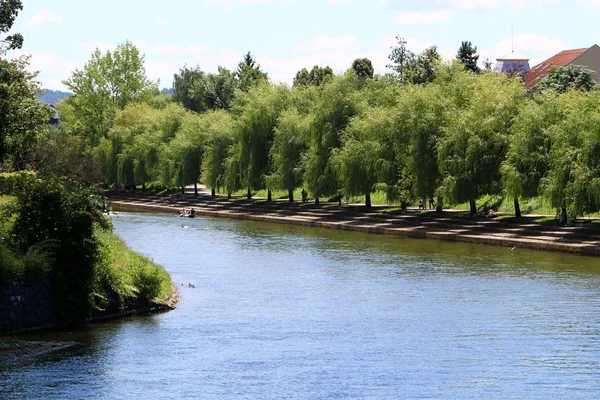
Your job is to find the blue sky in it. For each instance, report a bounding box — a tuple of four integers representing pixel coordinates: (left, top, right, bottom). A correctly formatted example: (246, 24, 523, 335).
(7, 0, 600, 90)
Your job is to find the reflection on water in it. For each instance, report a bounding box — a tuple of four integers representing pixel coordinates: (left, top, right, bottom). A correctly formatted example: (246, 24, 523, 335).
(2, 212, 600, 399)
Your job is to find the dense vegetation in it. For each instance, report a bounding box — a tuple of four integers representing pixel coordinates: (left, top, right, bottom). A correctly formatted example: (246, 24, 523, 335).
(23, 37, 594, 220)
(0, 175, 171, 325)
(1, 2, 172, 327)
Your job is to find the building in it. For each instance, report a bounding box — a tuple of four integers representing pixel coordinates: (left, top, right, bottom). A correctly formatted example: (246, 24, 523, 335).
(494, 52, 530, 76)
(522, 45, 600, 90)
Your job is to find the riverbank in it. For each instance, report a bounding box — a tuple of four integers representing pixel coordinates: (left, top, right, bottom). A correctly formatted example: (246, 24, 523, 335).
(0, 340, 78, 368)
(108, 192, 600, 257)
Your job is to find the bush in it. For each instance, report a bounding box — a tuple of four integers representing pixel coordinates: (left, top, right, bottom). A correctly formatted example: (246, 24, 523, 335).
(132, 260, 163, 304)
(0, 242, 23, 285)
(0, 172, 35, 195)
(7, 174, 110, 325)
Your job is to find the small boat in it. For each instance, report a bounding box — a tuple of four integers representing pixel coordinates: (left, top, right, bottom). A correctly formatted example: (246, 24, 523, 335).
(179, 209, 196, 218)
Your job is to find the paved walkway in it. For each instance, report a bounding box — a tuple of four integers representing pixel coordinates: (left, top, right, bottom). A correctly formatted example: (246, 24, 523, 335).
(108, 192, 600, 257)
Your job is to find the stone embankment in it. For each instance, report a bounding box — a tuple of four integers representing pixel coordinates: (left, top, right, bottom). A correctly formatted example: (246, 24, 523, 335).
(109, 192, 600, 257)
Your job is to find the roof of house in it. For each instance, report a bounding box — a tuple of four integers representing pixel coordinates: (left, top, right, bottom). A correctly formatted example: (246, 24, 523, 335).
(496, 51, 529, 61)
(522, 47, 589, 90)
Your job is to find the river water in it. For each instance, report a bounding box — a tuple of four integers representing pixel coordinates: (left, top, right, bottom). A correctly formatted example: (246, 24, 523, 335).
(2, 212, 600, 399)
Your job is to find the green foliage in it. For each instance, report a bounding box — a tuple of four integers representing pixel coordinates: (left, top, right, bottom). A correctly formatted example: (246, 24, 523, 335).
(437, 70, 525, 213)
(387, 36, 415, 83)
(235, 52, 268, 92)
(62, 41, 157, 147)
(351, 58, 374, 79)
(293, 65, 334, 87)
(173, 65, 237, 112)
(535, 65, 597, 94)
(304, 73, 362, 200)
(231, 82, 290, 192)
(266, 109, 310, 196)
(8, 175, 110, 325)
(456, 41, 480, 73)
(201, 110, 235, 193)
(0, 53, 51, 169)
(0, 0, 22, 50)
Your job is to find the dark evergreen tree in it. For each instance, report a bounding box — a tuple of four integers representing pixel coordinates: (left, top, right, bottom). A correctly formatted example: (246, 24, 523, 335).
(456, 41, 480, 73)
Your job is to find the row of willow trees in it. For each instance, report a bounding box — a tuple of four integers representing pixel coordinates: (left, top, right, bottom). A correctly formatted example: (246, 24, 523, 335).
(47, 44, 600, 218)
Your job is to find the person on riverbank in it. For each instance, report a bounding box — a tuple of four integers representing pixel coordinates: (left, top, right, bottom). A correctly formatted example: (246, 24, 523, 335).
(301, 189, 308, 203)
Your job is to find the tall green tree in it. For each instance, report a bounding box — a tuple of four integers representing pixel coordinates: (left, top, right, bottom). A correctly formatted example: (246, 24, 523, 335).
(293, 65, 334, 87)
(332, 107, 396, 208)
(351, 58, 374, 79)
(266, 109, 310, 202)
(437, 69, 525, 215)
(62, 41, 157, 146)
(405, 46, 442, 85)
(501, 92, 562, 217)
(201, 110, 235, 196)
(387, 35, 415, 83)
(304, 73, 362, 204)
(235, 52, 268, 92)
(456, 41, 480, 73)
(173, 65, 237, 112)
(0, 53, 51, 169)
(231, 82, 289, 199)
(539, 90, 600, 217)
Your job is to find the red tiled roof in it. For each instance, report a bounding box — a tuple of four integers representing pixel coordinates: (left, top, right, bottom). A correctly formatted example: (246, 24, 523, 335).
(522, 47, 588, 90)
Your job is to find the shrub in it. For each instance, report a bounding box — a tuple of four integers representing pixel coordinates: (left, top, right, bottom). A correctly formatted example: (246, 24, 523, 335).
(132, 260, 163, 304)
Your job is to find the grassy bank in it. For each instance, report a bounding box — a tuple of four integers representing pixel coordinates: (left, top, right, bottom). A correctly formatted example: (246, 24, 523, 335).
(96, 229, 172, 306)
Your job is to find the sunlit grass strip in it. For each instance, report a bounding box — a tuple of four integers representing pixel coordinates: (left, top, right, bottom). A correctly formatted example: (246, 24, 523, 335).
(97, 230, 172, 302)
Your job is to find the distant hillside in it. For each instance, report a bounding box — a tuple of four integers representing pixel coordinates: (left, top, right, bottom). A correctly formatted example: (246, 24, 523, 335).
(162, 88, 174, 95)
(38, 89, 72, 105)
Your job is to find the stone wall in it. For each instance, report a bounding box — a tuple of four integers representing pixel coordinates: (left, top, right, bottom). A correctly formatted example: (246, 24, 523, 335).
(0, 277, 58, 335)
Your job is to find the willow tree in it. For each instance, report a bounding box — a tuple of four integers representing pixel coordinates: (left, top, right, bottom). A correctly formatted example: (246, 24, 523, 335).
(266, 109, 310, 202)
(304, 73, 362, 204)
(437, 66, 525, 215)
(332, 107, 396, 207)
(539, 90, 600, 217)
(168, 114, 205, 195)
(232, 82, 290, 200)
(201, 110, 235, 197)
(393, 84, 446, 206)
(501, 92, 563, 217)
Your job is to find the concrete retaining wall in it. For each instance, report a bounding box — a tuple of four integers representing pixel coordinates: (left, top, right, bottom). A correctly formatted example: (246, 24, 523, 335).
(0, 277, 58, 335)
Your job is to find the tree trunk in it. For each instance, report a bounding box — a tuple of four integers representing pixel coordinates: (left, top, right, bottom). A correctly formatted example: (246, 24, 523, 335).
(267, 189, 272, 202)
(247, 188, 252, 200)
(436, 196, 443, 213)
(142, 182, 146, 191)
(315, 197, 320, 205)
(227, 193, 231, 200)
(288, 189, 294, 203)
(194, 182, 198, 197)
(211, 187, 216, 197)
(469, 198, 477, 216)
(181, 186, 185, 195)
(365, 192, 371, 208)
(514, 197, 521, 218)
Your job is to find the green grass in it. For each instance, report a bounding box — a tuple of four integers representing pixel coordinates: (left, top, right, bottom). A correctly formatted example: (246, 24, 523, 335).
(97, 230, 172, 304)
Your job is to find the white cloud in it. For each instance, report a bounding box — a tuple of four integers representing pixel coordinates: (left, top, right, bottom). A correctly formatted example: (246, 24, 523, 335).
(155, 18, 169, 27)
(27, 10, 63, 28)
(393, 9, 452, 24)
(294, 34, 361, 52)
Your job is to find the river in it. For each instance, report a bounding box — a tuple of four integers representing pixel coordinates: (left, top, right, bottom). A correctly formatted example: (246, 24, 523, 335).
(2, 211, 600, 399)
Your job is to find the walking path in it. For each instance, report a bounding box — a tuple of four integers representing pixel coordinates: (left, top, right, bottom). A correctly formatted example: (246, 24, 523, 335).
(108, 192, 600, 257)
